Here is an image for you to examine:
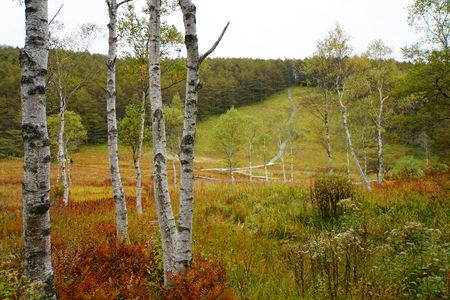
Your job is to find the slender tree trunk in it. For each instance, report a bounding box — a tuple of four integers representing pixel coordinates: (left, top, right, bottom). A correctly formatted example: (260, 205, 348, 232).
(135, 91, 146, 215)
(338, 92, 372, 191)
(20, 0, 55, 297)
(361, 127, 367, 175)
(425, 145, 429, 167)
(248, 143, 253, 183)
(58, 87, 69, 205)
(149, 0, 177, 283)
(134, 156, 142, 215)
(66, 150, 71, 186)
(106, 0, 129, 242)
(324, 89, 334, 174)
(175, 0, 201, 276)
(176, 0, 229, 276)
(376, 89, 386, 184)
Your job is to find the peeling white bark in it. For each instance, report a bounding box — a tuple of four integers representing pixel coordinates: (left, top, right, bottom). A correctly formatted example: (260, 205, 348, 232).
(149, 0, 177, 283)
(58, 84, 69, 206)
(175, 0, 201, 276)
(106, 0, 130, 242)
(147, 0, 228, 280)
(135, 91, 146, 215)
(175, 0, 229, 276)
(20, 0, 55, 297)
(362, 127, 367, 176)
(324, 90, 334, 174)
(376, 87, 388, 184)
(338, 91, 372, 191)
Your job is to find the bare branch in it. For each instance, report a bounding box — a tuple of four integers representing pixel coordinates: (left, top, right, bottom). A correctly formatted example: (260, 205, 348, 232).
(162, 78, 185, 91)
(199, 21, 230, 65)
(49, 4, 64, 26)
(116, 0, 133, 8)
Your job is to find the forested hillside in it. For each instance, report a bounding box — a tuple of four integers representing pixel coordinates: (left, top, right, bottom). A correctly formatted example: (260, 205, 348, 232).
(0, 46, 300, 155)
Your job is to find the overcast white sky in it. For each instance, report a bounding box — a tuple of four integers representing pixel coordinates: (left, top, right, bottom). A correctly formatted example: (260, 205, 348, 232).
(1, 0, 419, 60)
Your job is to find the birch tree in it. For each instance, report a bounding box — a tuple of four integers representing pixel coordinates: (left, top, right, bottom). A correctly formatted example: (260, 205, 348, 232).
(106, 0, 132, 242)
(118, 2, 182, 214)
(20, 0, 55, 297)
(305, 50, 335, 174)
(148, 0, 229, 281)
(365, 40, 396, 183)
(48, 22, 101, 205)
(118, 103, 150, 214)
(148, 0, 177, 282)
(322, 24, 372, 190)
(175, 0, 229, 276)
(212, 107, 246, 183)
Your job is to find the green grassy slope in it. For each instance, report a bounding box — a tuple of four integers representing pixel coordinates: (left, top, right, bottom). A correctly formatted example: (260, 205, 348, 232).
(194, 86, 420, 181)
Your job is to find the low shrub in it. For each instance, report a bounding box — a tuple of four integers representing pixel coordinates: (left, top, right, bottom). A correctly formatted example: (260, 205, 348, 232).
(312, 175, 353, 219)
(425, 162, 449, 176)
(390, 156, 424, 179)
(0, 259, 45, 299)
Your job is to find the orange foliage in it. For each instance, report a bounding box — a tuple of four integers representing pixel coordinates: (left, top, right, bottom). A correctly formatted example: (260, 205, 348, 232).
(53, 241, 155, 299)
(373, 172, 448, 195)
(162, 257, 235, 300)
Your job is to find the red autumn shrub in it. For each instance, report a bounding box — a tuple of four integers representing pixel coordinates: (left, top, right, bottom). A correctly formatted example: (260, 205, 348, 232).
(54, 241, 156, 299)
(162, 257, 235, 300)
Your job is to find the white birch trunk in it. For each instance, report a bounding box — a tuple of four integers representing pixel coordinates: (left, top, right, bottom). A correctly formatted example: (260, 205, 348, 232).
(176, 0, 229, 275)
(20, 0, 55, 297)
(66, 150, 71, 186)
(376, 88, 387, 184)
(376, 121, 383, 183)
(338, 92, 372, 191)
(58, 86, 69, 206)
(362, 127, 367, 176)
(324, 90, 334, 174)
(149, 0, 177, 283)
(106, 0, 129, 242)
(135, 91, 146, 215)
(175, 0, 201, 275)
